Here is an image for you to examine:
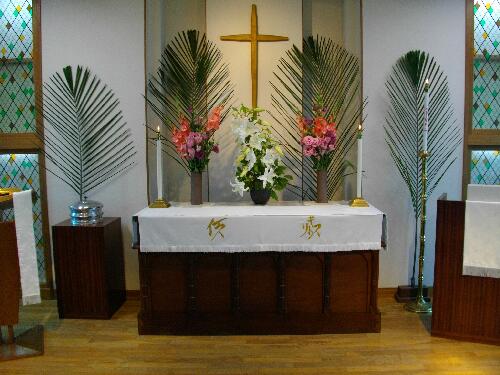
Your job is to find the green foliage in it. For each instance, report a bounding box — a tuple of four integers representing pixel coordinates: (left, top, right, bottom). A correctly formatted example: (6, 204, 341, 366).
(36, 65, 136, 201)
(271, 36, 364, 200)
(384, 50, 460, 217)
(146, 30, 234, 174)
(384, 50, 460, 285)
(231, 105, 292, 199)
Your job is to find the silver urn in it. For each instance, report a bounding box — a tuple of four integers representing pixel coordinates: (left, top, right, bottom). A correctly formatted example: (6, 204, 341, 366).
(69, 199, 103, 225)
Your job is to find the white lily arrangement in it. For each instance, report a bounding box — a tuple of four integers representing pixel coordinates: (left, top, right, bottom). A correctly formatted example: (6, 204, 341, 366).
(230, 105, 292, 199)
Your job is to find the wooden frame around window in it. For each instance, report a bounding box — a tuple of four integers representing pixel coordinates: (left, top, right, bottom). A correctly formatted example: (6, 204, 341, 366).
(462, 0, 500, 197)
(0, 0, 54, 298)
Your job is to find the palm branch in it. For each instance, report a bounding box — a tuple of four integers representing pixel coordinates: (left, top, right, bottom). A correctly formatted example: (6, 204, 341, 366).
(270, 36, 365, 200)
(146, 29, 234, 174)
(384, 50, 460, 285)
(35, 65, 136, 201)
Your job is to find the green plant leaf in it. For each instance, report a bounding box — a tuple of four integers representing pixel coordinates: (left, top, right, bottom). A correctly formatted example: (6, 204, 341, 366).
(146, 30, 234, 175)
(270, 36, 365, 200)
(384, 50, 460, 218)
(384, 50, 460, 285)
(35, 65, 136, 201)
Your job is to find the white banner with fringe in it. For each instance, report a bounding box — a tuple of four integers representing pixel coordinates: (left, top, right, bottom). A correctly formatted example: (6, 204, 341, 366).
(134, 201, 386, 253)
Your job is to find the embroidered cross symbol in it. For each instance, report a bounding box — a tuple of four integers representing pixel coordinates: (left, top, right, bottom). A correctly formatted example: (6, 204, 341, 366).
(301, 215, 321, 240)
(207, 218, 227, 240)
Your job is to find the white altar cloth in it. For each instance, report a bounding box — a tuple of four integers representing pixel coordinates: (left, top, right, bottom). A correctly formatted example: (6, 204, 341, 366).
(134, 202, 386, 253)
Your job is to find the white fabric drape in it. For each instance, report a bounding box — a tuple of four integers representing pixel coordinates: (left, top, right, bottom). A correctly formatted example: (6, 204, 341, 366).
(136, 202, 386, 253)
(13, 190, 41, 305)
(463, 185, 500, 278)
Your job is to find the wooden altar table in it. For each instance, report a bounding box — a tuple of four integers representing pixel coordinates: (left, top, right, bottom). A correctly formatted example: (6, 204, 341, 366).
(133, 202, 385, 335)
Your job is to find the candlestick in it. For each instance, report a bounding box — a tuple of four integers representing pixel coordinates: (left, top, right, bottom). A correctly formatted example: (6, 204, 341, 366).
(423, 79, 429, 153)
(356, 124, 362, 198)
(405, 150, 432, 313)
(149, 126, 170, 208)
(351, 124, 369, 207)
(156, 126, 163, 199)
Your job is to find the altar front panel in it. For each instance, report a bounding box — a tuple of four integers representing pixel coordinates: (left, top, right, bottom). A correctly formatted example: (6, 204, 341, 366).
(138, 251, 380, 335)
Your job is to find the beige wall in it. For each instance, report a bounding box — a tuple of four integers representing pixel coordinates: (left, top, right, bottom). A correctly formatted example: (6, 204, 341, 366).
(146, 0, 206, 204)
(42, 0, 147, 290)
(363, 0, 465, 287)
(303, 0, 344, 45)
(41, 0, 465, 290)
(147, 0, 361, 203)
(206, 0, 303, 202)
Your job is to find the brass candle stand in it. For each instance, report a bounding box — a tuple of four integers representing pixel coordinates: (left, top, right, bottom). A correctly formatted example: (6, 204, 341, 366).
(405, 151, 432, 313)
(351, 197, 369, 207)
(351, 124, 369, 208)
(149, 198, 170, 208)
(149, 129, 170, 209)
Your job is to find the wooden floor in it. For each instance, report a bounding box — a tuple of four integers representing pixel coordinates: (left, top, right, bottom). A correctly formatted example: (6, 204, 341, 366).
(1, 290, 500, 374)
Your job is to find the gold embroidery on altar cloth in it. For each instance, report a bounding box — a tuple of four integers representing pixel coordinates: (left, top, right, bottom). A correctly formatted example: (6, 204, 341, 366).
(207, 218, 227, 240)
(301, 215, 321, 240)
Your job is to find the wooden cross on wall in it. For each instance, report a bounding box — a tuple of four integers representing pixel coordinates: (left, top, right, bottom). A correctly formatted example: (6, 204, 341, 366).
(220, 4, 288, 108)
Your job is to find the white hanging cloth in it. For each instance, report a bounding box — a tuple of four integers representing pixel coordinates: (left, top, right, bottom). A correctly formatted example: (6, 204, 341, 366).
(13, 190, 41, 305)
(463, 184, 500, 279)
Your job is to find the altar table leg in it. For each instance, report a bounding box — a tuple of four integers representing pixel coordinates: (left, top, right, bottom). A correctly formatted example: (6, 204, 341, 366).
(278, 254, 286, 314)
(231, 254, 241, 313)
(323, 254, 332, 313)
(7, 325, 14, 345)
(188, 255, 197, 314)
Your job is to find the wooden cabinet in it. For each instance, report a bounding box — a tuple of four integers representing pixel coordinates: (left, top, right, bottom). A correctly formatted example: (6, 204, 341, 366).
(52, 218, 125, 319)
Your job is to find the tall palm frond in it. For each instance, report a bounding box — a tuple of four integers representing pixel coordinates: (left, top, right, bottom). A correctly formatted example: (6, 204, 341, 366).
(270, 36, 365, 200)
(35, 65, 136, 201)
(384, 50, 460, 285)
(146, 29, 234, 173)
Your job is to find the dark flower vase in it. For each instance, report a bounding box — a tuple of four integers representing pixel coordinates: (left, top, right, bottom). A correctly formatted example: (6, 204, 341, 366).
(316, 169, 328, 203)
(250, 189, 271, 205)
(191, 172, 202, 205)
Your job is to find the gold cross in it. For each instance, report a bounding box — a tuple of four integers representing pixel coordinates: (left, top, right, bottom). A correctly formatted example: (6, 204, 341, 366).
(220, 4, 288, 108)
(301, 216, 321, 240)
(207, 217, 227, 240)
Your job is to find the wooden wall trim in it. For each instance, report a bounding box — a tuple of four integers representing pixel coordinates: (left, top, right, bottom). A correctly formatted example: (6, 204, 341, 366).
(34, 0, 54, 297)
(0, 134, 42, 152)
(467, 133, 500, 147)
(462, 0, 473, 199)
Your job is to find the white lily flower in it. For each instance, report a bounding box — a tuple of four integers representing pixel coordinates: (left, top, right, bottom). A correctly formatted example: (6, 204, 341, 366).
(230, 179, 247, 197)
(258, 167, 276, 189)
(245, 149, 257, 169)
(232, 118, 258, 144)
(262, 148, 278, 166)
(248, 133, 264, 150)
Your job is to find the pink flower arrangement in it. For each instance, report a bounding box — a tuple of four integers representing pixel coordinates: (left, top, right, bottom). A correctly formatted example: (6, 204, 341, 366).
(172, 106, 223, 172)
(297, 103, 337, 171)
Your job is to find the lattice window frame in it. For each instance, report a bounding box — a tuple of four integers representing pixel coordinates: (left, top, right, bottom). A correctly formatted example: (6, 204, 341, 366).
(0, 0, 54, 298)
(463, 0, 500, 195)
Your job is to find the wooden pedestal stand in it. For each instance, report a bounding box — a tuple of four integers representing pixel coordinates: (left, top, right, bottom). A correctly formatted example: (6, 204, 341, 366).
(0, 191, 44, 361)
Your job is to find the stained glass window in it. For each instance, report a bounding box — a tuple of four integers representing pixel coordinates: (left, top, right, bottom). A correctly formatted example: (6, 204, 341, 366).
(0, 153, 45, 282)
(473, 0, 500, 129)
(0, 0, 34, 133)
(470, 149, 500, 184)
(0, 1, 45, 283)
